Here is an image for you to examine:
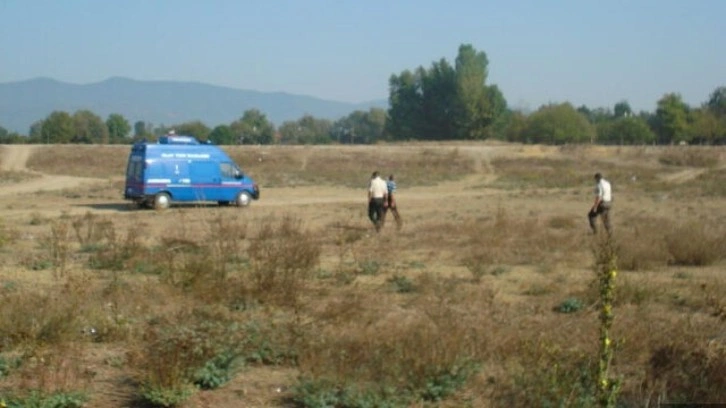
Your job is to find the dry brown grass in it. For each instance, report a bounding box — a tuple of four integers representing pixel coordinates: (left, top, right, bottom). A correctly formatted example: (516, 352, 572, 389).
(0, 142, 725, 407)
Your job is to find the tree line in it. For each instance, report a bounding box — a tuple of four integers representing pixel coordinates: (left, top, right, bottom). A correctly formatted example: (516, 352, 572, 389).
(1, 44, 724, 145)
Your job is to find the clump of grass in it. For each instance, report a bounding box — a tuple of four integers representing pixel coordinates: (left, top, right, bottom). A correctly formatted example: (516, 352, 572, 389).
(658, 147, 721, 167)
(664, 220, 726, 266)
(646, 340, 726, 403)
(461, 207, 581, 267)
(0, 287, 85, 348)
(2, 390, 88, 408)
(247, 215, 320, 307)
(614, 217, 671, 271)
(70, 211, 114, 247)
(357, 259, 381, 276)
(293, 278, 489, 406)
(5, 343, 92, 404)
(387, 273, 415, 293)
(133, 307, 245, 406)
(494, 340, 597, 407)
(40, 218, 72, 278)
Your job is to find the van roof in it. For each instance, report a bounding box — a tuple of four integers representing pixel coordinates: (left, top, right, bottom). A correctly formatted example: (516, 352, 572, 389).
(157, 135, 201, 145)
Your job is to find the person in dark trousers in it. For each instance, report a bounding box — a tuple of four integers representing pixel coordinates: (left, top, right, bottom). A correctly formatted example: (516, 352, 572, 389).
(382, 174, 402, 229)
(588, 172, 612, 234)
(368, 171, 388, 231)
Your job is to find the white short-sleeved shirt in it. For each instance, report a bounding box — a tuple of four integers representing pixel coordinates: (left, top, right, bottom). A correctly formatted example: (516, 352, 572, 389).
(596, 178, 612, 202)
(369, 176, 388, 199)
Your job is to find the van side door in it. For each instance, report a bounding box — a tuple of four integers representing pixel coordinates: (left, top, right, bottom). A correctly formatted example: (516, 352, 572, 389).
(189, 160, 222, 201)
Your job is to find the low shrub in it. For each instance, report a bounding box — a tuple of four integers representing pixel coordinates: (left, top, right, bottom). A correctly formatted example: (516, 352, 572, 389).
(494, 341, 597, 408)
(2, 390, 87, 408)
(293, 283, 487, 407)
(556, 297, 584, 313)
(664, 221, 726, 266)
(193, 351, 243, 390)
(387, 274, 415, 293)
(139, 383, 196, 408)
(133, 308, 246, 401)
(646, 341, 726, 404)
(247, 215, 320, 307)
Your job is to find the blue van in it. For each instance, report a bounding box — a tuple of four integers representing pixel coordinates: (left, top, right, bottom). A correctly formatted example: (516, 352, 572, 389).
(124, 135, 260, 209)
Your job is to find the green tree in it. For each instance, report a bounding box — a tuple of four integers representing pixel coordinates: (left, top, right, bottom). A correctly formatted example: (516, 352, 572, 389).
(420, 59, 457, 139)
(687, 108, 724, 145)
(578, 105, 612, 124)
(106, 113, 131, 143)
(597, 116, 655, 145)
(29, 120, 44, 142)
(500, 110, 528, 142)
(334, 108, 387, 144)
(453, 44, 502, 139)
(385, 44, 506, 141)
(279, 115, 332, 144)
(41, 111, 74, 144)
(173, 121, 211, 141)
(613, 101, 632, 118)
(483, 84, 508, 138)
(229, 109, 275, 144)
(707, 86, 726, 117)
(133, 120, 153, 141)
(72, 110, 109, 143)
(208, 125, 235, 145)
(654, 93, 689, 144)
(385, 69, 424, 140)
(522, 103, 595, 144)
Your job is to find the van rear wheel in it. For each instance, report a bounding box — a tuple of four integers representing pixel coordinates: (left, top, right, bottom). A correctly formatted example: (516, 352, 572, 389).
(235, 191, 252, 207)
(154, 193, 171, 210)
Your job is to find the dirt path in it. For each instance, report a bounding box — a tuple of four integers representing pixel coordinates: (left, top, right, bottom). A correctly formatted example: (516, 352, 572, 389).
(1, 144, 37, 171)
(0, 145, 106, 196)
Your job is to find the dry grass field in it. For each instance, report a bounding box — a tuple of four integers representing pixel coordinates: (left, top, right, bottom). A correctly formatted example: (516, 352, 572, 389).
(0, 142, 725, 407)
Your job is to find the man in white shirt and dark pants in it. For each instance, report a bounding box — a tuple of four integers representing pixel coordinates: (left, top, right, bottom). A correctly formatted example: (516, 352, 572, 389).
(588, 172, 612, 234)
(368, 171, 388, 232)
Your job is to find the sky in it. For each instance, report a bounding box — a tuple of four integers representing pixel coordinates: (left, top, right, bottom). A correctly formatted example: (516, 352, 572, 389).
(1, 0, 724, 112)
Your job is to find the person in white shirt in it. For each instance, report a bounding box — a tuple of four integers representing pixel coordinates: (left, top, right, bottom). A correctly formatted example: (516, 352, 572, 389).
(588, 172, 612, 234)
(368, 171, 388, 231)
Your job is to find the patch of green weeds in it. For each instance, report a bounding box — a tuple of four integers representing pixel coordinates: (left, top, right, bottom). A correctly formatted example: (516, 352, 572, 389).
(387, 274, 415, 293)
(3, 390, 87, 408)
(556, 297, 584, 314)
(194, 351, 243, 390)
(357, 260, 381, 276)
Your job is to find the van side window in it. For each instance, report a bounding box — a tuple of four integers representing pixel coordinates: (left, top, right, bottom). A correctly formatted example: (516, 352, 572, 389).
(220, 162, 238, 178)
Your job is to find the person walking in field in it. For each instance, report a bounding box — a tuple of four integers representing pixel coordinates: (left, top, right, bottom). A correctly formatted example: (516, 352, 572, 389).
(382, 174, 402, 229)
(368, 171, 388, 232)
(588, 172, 612, 234)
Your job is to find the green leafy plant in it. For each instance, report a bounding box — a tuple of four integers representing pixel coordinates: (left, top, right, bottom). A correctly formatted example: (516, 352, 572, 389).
(193, 351, 242, 390)
(139, 384, 195, 408)
(3, 390, 87, 408)
(387, 274, 415, 293)
(556, 297, 584, 314)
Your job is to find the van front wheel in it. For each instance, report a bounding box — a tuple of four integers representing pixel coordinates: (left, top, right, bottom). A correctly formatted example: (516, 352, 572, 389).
(235, 191, 252, 207)
(154, 193, 171, 210)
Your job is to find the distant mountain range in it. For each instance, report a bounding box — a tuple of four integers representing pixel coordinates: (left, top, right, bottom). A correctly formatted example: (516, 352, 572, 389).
(0, 77, 388, 134)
